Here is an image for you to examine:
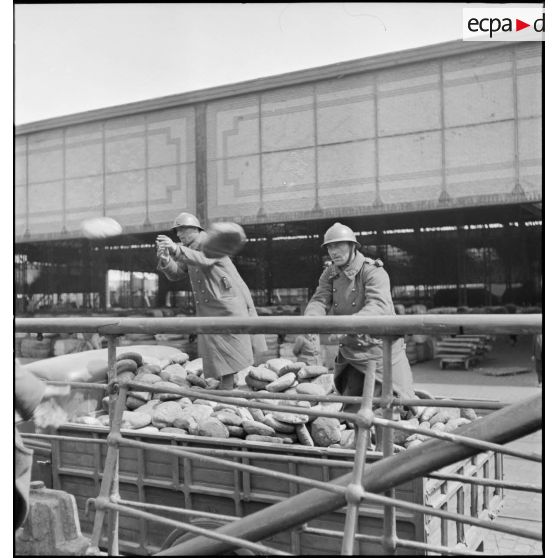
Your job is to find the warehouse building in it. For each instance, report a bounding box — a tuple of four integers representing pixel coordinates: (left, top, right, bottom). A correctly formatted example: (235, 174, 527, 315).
(14, 40, 542, 314)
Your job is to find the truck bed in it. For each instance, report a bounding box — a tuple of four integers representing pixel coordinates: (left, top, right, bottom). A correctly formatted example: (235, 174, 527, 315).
(42, 424, 504, 555)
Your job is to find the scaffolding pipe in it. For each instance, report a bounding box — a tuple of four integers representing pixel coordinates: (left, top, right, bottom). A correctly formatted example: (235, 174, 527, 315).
(426, 472, 541, 493)
(381, 337, 397, 555)
(15, 314, 541, 336)
(87, 384, 128, 554)
(156, 392, 541, 556)
(30, 377, 511, 410)
(106, 336, 119, 556)
(341, 362, 376, 554)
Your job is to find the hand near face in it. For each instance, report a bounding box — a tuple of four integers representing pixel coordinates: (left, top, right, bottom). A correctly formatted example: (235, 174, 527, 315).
(156, 235, 177, 259)
(156, 242, 169, 259)
(156, 235, 175, 250)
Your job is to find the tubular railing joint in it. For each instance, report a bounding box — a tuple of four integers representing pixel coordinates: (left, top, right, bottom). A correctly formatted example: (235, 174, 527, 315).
(107, 432, 121, 447)
(355, 408, 375, 429)
(345, 483, 365, 505)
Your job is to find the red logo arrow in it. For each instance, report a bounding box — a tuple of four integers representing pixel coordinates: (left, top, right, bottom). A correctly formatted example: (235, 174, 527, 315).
(516, 19, 530, 31)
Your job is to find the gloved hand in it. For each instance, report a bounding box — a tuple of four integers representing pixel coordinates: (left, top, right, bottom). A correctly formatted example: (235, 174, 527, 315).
(156, 242, 170, 263)
(156, 235, 178, 256)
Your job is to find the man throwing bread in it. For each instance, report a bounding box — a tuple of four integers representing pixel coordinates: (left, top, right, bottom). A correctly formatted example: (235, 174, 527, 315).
(156, 213, 265, 389)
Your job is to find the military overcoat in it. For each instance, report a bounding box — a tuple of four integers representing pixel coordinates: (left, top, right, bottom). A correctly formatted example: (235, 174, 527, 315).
(304, 251, 414, 398)
(157, 232, 266, 379)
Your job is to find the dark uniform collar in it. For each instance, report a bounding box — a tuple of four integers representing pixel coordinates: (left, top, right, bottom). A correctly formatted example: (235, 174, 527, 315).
(329, 251, 365, 279)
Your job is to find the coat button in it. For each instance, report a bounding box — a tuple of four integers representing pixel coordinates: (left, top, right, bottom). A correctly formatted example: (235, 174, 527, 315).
(333, 288, 337, 292)
(334, 303, 338, 307)
(357, 342, 362, 347)
(352, 302, 356, 306)
(339, 343, 344, 347)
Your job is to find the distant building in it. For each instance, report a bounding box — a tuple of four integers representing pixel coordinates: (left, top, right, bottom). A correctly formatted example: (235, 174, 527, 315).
(15, 40, 541, 313)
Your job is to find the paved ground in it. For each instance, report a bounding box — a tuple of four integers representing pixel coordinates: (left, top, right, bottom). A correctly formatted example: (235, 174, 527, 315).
(411, 334, 543, 555)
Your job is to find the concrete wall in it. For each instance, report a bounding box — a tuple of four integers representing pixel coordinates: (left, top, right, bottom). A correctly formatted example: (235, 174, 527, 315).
(15, 42, 541, 242)
(15, 107, 197, 239)
(206, 44, 541, 224)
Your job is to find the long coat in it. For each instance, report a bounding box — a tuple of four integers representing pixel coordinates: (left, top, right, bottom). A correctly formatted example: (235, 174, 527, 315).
(304, 251, 414, 398)
(157, 232, 266, 379)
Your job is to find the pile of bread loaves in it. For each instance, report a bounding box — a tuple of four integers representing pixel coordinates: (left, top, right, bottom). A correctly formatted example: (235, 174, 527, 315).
(71, 351, 478, 450)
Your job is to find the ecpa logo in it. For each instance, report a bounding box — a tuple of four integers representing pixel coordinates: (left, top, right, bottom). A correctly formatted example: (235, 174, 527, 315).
(463, 8, 544, 41)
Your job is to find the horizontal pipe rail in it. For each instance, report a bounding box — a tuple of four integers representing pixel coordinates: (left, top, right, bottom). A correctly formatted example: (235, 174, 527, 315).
(44, 380, 108, 390)
(14, 314, 542, 336)
(30, 376, 509, 411)
(302, 526, 386, 548)
(33, 430, 534, 485)
(21, 431, 379, 468)
(157, 393, 541, 556)
(426, 472, 542, 493)
(96, 500, 290, 556)
(360, 490, 541, 541)
(21, 433, 106, 444)
(115, 498, 237, 523)
(372, 416, 542, 462)
(394, 537, 485, 556)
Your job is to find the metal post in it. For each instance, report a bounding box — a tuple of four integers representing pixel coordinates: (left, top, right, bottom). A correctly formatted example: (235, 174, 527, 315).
(106, 335, 120, 556)
(381, 337, 396, 555)
(88, 382, 127, 553)
(340, 362, 376, 555)
(457, 487, 466, 544)
(495, 452, 504, 498)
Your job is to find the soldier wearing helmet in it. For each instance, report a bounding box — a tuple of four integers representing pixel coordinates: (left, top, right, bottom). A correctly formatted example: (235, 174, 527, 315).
(304, 222, 415, 434)
(156, 213, 266, 389)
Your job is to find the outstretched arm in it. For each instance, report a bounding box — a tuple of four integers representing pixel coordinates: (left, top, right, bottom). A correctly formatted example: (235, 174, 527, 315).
(157, 234, 219, 270)
(156, 241, 189, 281)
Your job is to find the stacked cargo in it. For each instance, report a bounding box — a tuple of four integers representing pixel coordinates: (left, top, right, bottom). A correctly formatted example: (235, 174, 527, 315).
(66, 349, 480, 452)
(20, 334, 56, 359)
(435, 335, 493, 370)
(404, 334, 435, 365)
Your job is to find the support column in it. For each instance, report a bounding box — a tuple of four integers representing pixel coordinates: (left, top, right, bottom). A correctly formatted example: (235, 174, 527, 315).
(195, 103, 208, 226)
(456, 226, 466, 307)
(265, 236, 274, 306)
(98, 245, 108, 311)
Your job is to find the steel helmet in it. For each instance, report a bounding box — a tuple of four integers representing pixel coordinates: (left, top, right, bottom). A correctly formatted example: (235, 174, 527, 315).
(172, 212, 204, 231)
(321, 222, 361, 248)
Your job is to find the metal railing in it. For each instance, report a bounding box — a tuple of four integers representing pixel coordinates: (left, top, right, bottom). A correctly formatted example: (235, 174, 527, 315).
(16, 314, 542, 555)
